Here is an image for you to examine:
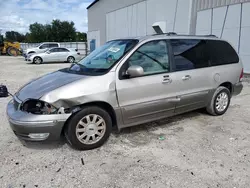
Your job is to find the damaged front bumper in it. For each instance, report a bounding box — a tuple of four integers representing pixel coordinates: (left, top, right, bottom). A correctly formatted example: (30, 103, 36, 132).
(7, 99, 71, 141)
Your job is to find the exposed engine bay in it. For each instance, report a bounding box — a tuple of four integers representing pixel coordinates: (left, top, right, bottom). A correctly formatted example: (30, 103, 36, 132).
(21, 99, 66, 115)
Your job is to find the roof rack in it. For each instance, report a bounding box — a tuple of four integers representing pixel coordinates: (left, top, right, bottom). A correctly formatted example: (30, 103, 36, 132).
(153, 32, 177, 36)
(152, 32, 218, 38)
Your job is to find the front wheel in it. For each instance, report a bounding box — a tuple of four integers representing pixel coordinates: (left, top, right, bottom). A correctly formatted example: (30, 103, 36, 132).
(67, 56, 75, 63)
(33, 56, 43, 64)
(7, 47, 18, 56)
(206, 86, 231, 116)
(64, 106, 112, 150)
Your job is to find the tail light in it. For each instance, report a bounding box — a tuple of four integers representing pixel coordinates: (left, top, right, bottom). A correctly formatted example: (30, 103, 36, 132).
(239, 68, 244, 82)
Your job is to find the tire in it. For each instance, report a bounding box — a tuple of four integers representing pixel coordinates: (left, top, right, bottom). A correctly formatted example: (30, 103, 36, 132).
(64, 106, 112, 150)
(67, 56, 75, 63)
(206, 86, 231, 116)
(7, 47, 18, 56)
(33, 56, 43, 64)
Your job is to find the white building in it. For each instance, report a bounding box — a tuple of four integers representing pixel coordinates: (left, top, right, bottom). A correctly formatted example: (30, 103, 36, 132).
(87, 0, 250, 73)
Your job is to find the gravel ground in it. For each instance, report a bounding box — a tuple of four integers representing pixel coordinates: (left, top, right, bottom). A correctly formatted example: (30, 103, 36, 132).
(0, 56, 250, 188)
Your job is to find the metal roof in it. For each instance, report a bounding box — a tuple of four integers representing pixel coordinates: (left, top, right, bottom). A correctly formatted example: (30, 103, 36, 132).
(87, 0, 100, 9)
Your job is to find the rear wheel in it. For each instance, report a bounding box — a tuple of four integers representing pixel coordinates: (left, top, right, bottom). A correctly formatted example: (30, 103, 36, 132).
(206, 86, 231, 116)
(67, 56, 75, 63)
(33, 56, 43, 64)
(64, 106, 112, 150)
(7, 47, 18, 56)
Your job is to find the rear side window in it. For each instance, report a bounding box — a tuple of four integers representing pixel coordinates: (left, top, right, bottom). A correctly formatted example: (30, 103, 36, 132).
(206, 40, 239, 66)
(58, 48, 69, 52)
(170, 39, 209, 71)
(49, 48, 59, 53)
(39, 44, 49, 49)
(49, 43, 59, 48)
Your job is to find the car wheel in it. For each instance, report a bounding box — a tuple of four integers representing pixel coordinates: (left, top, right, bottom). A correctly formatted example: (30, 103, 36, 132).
(33, 56, 43, 64)
(64, 106, 112, 150)
(67, 56, 75, 63)
(7, 47, 18, 56)
(206, 86, 231, 116)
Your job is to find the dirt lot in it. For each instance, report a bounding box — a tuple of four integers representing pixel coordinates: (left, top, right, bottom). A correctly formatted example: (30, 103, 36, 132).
(0, 56, 250, 188)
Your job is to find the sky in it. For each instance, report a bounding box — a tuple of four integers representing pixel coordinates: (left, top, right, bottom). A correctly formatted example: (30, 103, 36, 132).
(0, 0, 94, 34)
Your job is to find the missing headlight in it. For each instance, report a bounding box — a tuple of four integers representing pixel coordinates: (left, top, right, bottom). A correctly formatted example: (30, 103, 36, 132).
(22, 99, 58, 115)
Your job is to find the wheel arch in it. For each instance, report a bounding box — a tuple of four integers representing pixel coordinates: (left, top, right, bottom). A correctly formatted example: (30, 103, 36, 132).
(67, 55, 75, 62)
(62, 101, 118, 135)
(219, 82, 233, 94)
(33, 56, 43, 63)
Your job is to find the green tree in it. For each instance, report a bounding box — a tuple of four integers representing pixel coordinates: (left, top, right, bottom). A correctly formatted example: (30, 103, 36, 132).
(29, 22, 47, 42)
(5, 31, 26, 42)
(76, 32, 87, 42)
(51, 19, 76, 42)
(8, 20, 80, 43)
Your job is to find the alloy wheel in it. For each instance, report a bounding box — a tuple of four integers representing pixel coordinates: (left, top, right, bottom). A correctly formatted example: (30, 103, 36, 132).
(76, 114, 106, 145)
(215, 92, 229, 112)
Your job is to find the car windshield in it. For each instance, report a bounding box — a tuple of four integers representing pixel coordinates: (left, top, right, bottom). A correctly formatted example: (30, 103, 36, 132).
(67, 39, 138, 75)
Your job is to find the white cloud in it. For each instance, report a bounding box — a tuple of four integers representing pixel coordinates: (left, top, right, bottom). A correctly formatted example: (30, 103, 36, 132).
(0, 0, 93, 34)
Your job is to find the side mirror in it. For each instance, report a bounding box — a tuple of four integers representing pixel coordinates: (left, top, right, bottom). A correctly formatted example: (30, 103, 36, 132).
(126, 65, 144, 78)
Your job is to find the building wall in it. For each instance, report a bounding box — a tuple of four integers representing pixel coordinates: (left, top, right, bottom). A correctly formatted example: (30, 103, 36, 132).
(88, 0, 192, 45)
(195, 1, 250, 73)
(88, 0, 144, 46)
(190, 0, 250, 34)
(88, 0, 250, 73)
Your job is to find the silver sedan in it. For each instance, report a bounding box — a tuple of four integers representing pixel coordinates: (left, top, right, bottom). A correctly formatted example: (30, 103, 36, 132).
(28, 47, 82, 64)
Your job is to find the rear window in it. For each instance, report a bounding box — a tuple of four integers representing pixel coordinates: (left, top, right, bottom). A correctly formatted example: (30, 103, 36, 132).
(206, 40, 239, 66)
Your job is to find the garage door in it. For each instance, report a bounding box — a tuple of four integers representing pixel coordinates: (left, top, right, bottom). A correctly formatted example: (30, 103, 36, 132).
(196, 3, 250, 73)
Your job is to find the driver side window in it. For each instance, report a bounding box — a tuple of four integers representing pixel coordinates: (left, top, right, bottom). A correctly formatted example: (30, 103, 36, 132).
(127, 40, 169, 75)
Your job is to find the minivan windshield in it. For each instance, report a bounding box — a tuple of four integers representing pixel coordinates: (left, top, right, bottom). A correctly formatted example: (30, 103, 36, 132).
(67, 39, 138, 75)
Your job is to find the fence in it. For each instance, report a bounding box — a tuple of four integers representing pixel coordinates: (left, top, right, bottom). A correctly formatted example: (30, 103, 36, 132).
(20, 42, 88, 57)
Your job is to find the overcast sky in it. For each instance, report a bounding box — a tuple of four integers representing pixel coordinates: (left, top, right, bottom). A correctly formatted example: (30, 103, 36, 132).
(0, 0, 94, 34)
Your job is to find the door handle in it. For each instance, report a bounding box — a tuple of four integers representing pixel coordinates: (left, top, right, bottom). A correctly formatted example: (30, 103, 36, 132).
(162, 79, 172, 83)
(162, 76, 172, 84)
(182, 75, 191, 81)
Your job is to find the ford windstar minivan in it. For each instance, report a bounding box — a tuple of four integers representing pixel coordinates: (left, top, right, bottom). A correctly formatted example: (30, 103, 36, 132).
(7, 33, 243, 150)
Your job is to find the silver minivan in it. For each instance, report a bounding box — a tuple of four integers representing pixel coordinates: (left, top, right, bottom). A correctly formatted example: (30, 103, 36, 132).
(7, 34, 244, 150)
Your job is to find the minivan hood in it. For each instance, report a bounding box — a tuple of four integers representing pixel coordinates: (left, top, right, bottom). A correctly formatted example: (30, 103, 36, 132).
(16, 70, 86, 101)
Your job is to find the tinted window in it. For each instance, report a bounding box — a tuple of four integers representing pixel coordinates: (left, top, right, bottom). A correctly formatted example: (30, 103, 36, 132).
(49, 43, 59, 48)
(127, 40, 169, 75)
(206, 40, 239, 66)
(39, 44, 49, 49)
(49, 48, 59, 53)
(171, 39, 209, 71)
(58, 48, 69, 52)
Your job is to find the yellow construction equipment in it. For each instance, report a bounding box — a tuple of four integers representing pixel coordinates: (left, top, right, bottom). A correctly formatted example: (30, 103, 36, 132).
(0, 35, 22, 56)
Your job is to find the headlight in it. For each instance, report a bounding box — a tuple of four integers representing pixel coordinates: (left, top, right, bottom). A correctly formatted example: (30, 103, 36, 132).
(22, 99, 58, 115)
